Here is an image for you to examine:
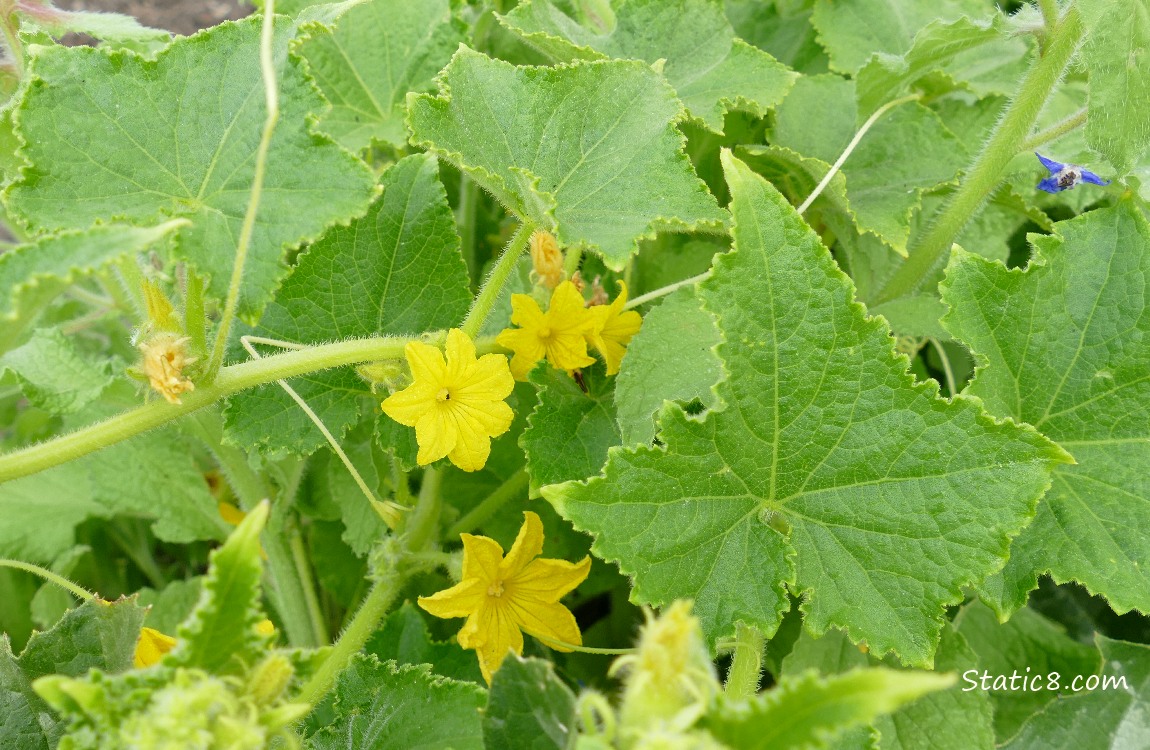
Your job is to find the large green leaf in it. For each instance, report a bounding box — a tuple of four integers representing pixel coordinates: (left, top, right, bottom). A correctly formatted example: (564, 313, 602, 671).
(0, 598, 145, 750)
(705, 667, 954, 750)
(545, 153, 1065, 665)
(306, 656, 485, 750)
(940, 201, 1150, 618)
(296, 0, 465, 151)
(770, 75, 967, 253)
(1080, 0, 1150, 175)
(614, 287, 722, 445)
(6, 17, 377, 320)
(498, 0, 795, 133)
(224, 152, 471, 455)
(0, 328, 112, 415)
(809, 0, 991, 75)
(1001, 637, 1150, 749)
(407, 47, 727, 269)
(483, 655, 577, 750)
(365, 602, 483, 685)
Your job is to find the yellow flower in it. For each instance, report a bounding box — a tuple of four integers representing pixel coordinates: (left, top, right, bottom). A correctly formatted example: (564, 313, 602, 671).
(497, 281, 597, 380)
(418, 511, 591, 684)
(529, 229, 564, 289)
(587, 281, 642, 375)
(139, 331, 196, 404)
(134, 626, 177, 668)
(382, 328, 515, 472)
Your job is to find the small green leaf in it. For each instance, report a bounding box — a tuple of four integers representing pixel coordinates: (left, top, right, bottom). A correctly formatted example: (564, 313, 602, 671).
(408, 47, 727, 269)
(615, 287, 722, 445)
(809, 0, 991, 75)
(306, 655, 485, 750)
(1080, 0, 1150, 175)
(296, 0, 466, 151)
(0, 328, 113, 414)
(1000, 637, 1150, 750)
(940, 200, 1150, 618)
(499, 0, 796, 133)
(545, 153, 1066, 664)
(171, 500, 269, 675)
(483, 655, 577, 750)
(365, 602, 484, 685)
(7, 18, 377, 319)
(522, 365, 620, 495)
(706, 667, 954, 750)
(224, 152, 470, 455)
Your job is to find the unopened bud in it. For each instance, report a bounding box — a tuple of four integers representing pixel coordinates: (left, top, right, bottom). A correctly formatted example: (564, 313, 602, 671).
(530, 230, 565, 290)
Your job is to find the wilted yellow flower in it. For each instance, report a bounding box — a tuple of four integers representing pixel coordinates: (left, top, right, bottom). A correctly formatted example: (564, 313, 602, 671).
(529, 230, 564, 289)
(382, 329, 515, 472)
(134, 626, 177, 668)
(418, 511, 591, 684)
(139, 332, 196, 404)
(497, 281, 596, 380)
(587, 281, 642, 375)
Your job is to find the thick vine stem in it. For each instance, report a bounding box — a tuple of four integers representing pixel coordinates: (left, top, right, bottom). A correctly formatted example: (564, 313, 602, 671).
(460, 223, 533, 339)
(874, 4, 1083, 304)
(724, 623, 765, 701)
(0, 336, 413, 483)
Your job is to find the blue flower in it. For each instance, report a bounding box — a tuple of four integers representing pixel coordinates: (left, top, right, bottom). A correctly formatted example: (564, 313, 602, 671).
(1036, 153, 1110, 193)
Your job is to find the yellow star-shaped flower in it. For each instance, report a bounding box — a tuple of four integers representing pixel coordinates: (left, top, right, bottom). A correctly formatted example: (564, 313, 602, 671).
(587, 281, 642, 376)
(418, 511, 591, 684)
(382, 329, 515, 472)
(134, 626, 177, 668)
(497, 281, 597, 380)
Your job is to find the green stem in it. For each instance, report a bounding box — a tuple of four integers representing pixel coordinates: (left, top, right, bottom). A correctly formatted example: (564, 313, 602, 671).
(563, 244, 583, 278)
(458, 175, 480, 282)
(625, 272, 711, 310)
(263, 518, 320, 648)
(1038, 0, 1060, 32)
(1021, 107, 1087, 151)
(874, 5, 1083, 305)
(186, 409, 270, 513)
(446, 469, 528, 537)
(106, 521, 166, 589)
(205, 0, 279, 380)
(402, 466, 443, 554)
(460, 223, 533, 339)
(289, 525, 329, 644)
(0, 335, 413, 483)
(724, 623, 765, 701)
(0, 559, 93, 600)
(184, 268, 208, 357)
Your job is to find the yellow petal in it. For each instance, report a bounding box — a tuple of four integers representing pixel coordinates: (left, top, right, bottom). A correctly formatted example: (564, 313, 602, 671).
(404, 340, 447, 385)
(473, 600, 524, 684)
(381, 382, 436, 426)
(218, 501, 246, 526)
(511, 555, 591, 601)
(499, 511, 545, 578)
(134, 627, 177, 669)
(547, 281, 591, 326)
(508, 293, 546, 328)
(456, 352, 516, 402)
(444, 328, 478, 382)
(418, 577, 487, 620)
(508, 598, 582, 653)
(595, 336, 629, 376)
(414, 408, 456, 466)
(497, 328, 547, 381)
(446, 410, 493, 472)
(454, 398, 515, 439)
(461, 532, 505, 583)
(545, 332, 597, 372)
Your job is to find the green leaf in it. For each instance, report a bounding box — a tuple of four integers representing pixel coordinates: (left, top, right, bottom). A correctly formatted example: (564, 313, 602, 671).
(809, 0, 991, 75)
(522, 365, 620, 495)
(135, 578, 204, 636)
(544, 153, 1066, 665)
(7, 18, 377, 319)
(407, 47, 727, 269)
(1080, 0, 1150, 175)
(614, 287, 722, 445)
(0, 597, 146, 750)
(0, 221, 186, 352)
(304, 420, 389, 557)
(22, 3, 170, 43)
(940, 200, 1150, 618)
(724, 0, 830, 75)
(365, 602, 484, 685)
(306, 655, 485, 750)
(498, 0, 796, 133)
(955, 601, 1101, 742)
(483, 655, 577, 750)
(770, 75, 967, 253)
(224, 152, 470, 455)
(170, 500, 268, 675)
(0, 328, 112, 414)
(705, 667, 954, 750)
(1000, 637, 1150, 750)
(855, 15, 1027, 118)
(296, 0, 465, 151)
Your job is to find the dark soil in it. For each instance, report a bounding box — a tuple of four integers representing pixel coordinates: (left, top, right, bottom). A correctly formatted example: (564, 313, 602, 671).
(57, 0, 251, 36)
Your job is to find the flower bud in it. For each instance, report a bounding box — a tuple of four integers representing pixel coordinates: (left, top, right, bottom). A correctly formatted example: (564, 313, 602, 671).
(139, 332, 196, 404)
(530, 230, 565, 290)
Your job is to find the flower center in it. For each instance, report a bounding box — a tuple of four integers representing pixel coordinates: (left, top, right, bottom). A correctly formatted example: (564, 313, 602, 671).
(537, 326, 552, 340)
(436, 387, 452, 403)
(486, 580, 505, 597)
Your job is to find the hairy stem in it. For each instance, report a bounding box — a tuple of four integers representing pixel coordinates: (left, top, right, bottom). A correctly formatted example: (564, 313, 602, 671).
(446, 469, 528, 538)
(184, 268, 208, 357)
(461, 223, 532, 339)
(0, 559, 93, 600)
(724, 623, 765, 701)
(289, 526, 329, 645)
(875, 5, 1083, 304)
(625, 272, 711, 310)
(1021, 107, 1087, 151)
(206, 0, 279, 379)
